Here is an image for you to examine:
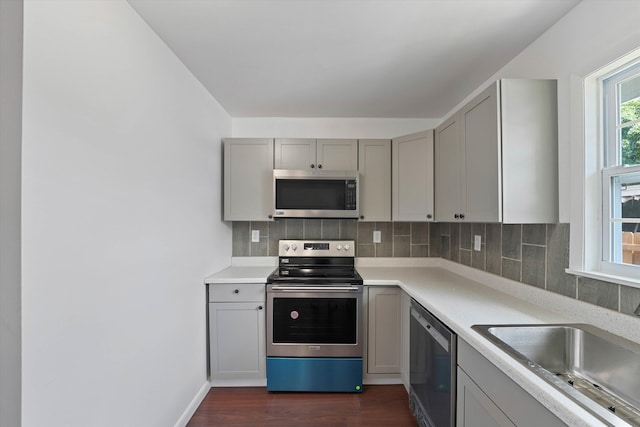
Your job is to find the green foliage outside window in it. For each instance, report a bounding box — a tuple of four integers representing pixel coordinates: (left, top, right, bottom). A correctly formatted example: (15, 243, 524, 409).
(621, 98, 640, 165)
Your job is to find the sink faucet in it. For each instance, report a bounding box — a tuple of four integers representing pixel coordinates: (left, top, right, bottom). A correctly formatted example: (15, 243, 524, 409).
(635, 303, 640, 316)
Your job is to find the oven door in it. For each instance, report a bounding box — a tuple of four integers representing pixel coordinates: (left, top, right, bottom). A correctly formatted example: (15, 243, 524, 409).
(266, 284, 363, 358)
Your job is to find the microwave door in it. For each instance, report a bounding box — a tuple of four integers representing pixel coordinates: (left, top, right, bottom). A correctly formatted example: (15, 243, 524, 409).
(273, 171, 359, 218)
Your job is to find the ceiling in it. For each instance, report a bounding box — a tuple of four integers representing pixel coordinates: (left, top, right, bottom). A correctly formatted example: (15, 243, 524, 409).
(128, 0, 580, 119)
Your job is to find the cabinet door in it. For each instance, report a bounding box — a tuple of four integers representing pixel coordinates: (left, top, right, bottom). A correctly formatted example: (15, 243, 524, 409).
(223, 138, 274, 221)
(209, 302, 266, 380)
(435, 115, 463, 222)
(392, 130, 434, 221)
(274, 138, 316, 169)
(367, 287, 401, 374)
(458, 339, 566, 427)
(316, 139, 358, 170)
(462, 83, 501, 222)
(500, 79, 559, 223)
(457, 368, 515, 427)
(358, 139, 391, 221)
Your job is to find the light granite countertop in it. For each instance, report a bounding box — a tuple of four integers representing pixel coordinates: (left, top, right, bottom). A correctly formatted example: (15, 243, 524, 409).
(204, 257, 640, 426)
(204, 266, 275, 284)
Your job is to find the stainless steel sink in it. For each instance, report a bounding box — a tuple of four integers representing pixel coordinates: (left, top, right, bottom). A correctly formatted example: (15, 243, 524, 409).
(472, 324, 640, 426)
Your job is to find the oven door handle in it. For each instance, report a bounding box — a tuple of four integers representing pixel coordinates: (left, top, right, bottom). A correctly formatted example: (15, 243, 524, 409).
(270, 285, 360, 292)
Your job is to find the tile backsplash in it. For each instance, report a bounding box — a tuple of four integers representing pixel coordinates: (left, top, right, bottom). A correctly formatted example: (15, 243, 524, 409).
(232, 219, 432, 258)
(232, 220, 640, 318)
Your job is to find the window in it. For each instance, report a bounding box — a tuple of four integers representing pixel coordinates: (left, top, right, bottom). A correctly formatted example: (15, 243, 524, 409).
(601, 61, 640, 276)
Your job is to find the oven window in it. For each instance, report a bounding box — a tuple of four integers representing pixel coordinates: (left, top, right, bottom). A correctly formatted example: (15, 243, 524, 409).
(275, 179, 349, 210)
(272, 297, 357, 344)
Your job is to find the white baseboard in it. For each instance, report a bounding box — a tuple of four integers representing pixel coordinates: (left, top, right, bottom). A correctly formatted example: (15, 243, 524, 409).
(211, 378, 267, 387)
(174, 381, 211, 427)
(363, 376, 403, 385)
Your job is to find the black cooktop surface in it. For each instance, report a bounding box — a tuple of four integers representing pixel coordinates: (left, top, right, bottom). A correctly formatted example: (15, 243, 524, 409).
(266, 266, 362, 284)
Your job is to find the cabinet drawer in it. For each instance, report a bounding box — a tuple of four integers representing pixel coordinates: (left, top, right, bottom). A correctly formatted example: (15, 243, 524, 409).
(209, 283, 265, 302)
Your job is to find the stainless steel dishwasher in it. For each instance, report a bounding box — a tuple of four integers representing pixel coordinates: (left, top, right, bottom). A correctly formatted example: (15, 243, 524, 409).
(409, 299, 457, 427)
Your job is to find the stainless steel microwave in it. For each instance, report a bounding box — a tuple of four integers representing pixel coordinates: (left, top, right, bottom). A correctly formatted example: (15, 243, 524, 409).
(273, 170, 359, 219)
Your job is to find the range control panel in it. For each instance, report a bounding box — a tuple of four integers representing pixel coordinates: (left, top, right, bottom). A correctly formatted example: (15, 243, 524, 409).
(278, 240, 355, 257)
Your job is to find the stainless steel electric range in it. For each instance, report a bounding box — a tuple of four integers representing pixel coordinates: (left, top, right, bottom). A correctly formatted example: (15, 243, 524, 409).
(266, 240, 364, 392)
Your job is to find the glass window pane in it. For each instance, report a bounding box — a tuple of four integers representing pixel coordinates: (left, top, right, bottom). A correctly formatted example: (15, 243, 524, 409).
(612, 173, 640, 265)
(620, 74, 640, 125)
(620, 96, 640, 166)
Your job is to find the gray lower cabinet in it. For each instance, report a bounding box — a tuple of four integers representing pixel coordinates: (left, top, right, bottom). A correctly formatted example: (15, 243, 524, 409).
(457, 368, 516, 427)
(208, 283, 266, 384)
(367, 286, 401, 374)
(457, 339, 565, 427)
(400, 290, 411, 389)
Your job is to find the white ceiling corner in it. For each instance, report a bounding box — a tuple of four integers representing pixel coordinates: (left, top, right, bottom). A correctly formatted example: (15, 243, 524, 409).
(127, 0, 581, 119)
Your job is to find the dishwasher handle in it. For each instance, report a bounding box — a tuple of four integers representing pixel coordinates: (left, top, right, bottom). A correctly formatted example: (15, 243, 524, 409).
(411, 307, 450, 353)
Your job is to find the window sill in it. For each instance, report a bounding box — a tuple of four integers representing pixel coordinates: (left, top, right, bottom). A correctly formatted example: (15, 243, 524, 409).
(566, 268, 640, 289)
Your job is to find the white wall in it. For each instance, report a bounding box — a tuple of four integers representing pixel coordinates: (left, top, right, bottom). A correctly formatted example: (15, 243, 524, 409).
(0, 1, 23, 426)
(232, 117, 438, 139)
(235, 2, 640, 225)
(21, 1, 231, 426)
(439, 0, 640, 223)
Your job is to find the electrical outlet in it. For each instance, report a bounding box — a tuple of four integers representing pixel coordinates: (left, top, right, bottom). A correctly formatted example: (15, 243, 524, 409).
(251, 230, 260, 243)
(474, 235, 481, 251)
(373, 230, 381, 243)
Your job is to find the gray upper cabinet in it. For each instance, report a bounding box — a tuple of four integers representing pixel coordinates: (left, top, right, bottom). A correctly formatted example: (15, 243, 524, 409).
(435, 79, 558, 223)
(358, 139, 391, 221)
(392, 130, 434, 222)
(435, 115, 463, 222)
(274, 138, 316, 169)
(223, 138, 274, 221)
(274, 138, 357, 170)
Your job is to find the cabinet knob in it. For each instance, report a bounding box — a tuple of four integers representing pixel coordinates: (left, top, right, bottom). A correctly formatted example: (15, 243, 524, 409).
(233, 289, 239, 294)
(258, 305, 263, 310)
(310, 164, 315, 168)
(360, 215, 364, 220)
(460, 214, 465, 220)
(318, 164, 323, 169)
(268, 214, 273, 219)
(427, 214, 432, 219)
(454, 214, 459, 219)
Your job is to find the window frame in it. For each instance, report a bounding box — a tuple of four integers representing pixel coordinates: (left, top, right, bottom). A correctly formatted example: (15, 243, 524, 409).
(599, 60, 640, 278)
(568, 47, 640, 288)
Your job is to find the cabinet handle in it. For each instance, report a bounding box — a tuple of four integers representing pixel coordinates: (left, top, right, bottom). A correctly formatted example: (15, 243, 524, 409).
(258, 305, 263, 310)
(310, 164, 315, 169)
(233, 289, 239, 294)
(318, 164, 322, 169)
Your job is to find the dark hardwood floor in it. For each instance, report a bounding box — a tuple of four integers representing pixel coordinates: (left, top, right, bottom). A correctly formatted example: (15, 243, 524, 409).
(187, 385, 418, 426)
